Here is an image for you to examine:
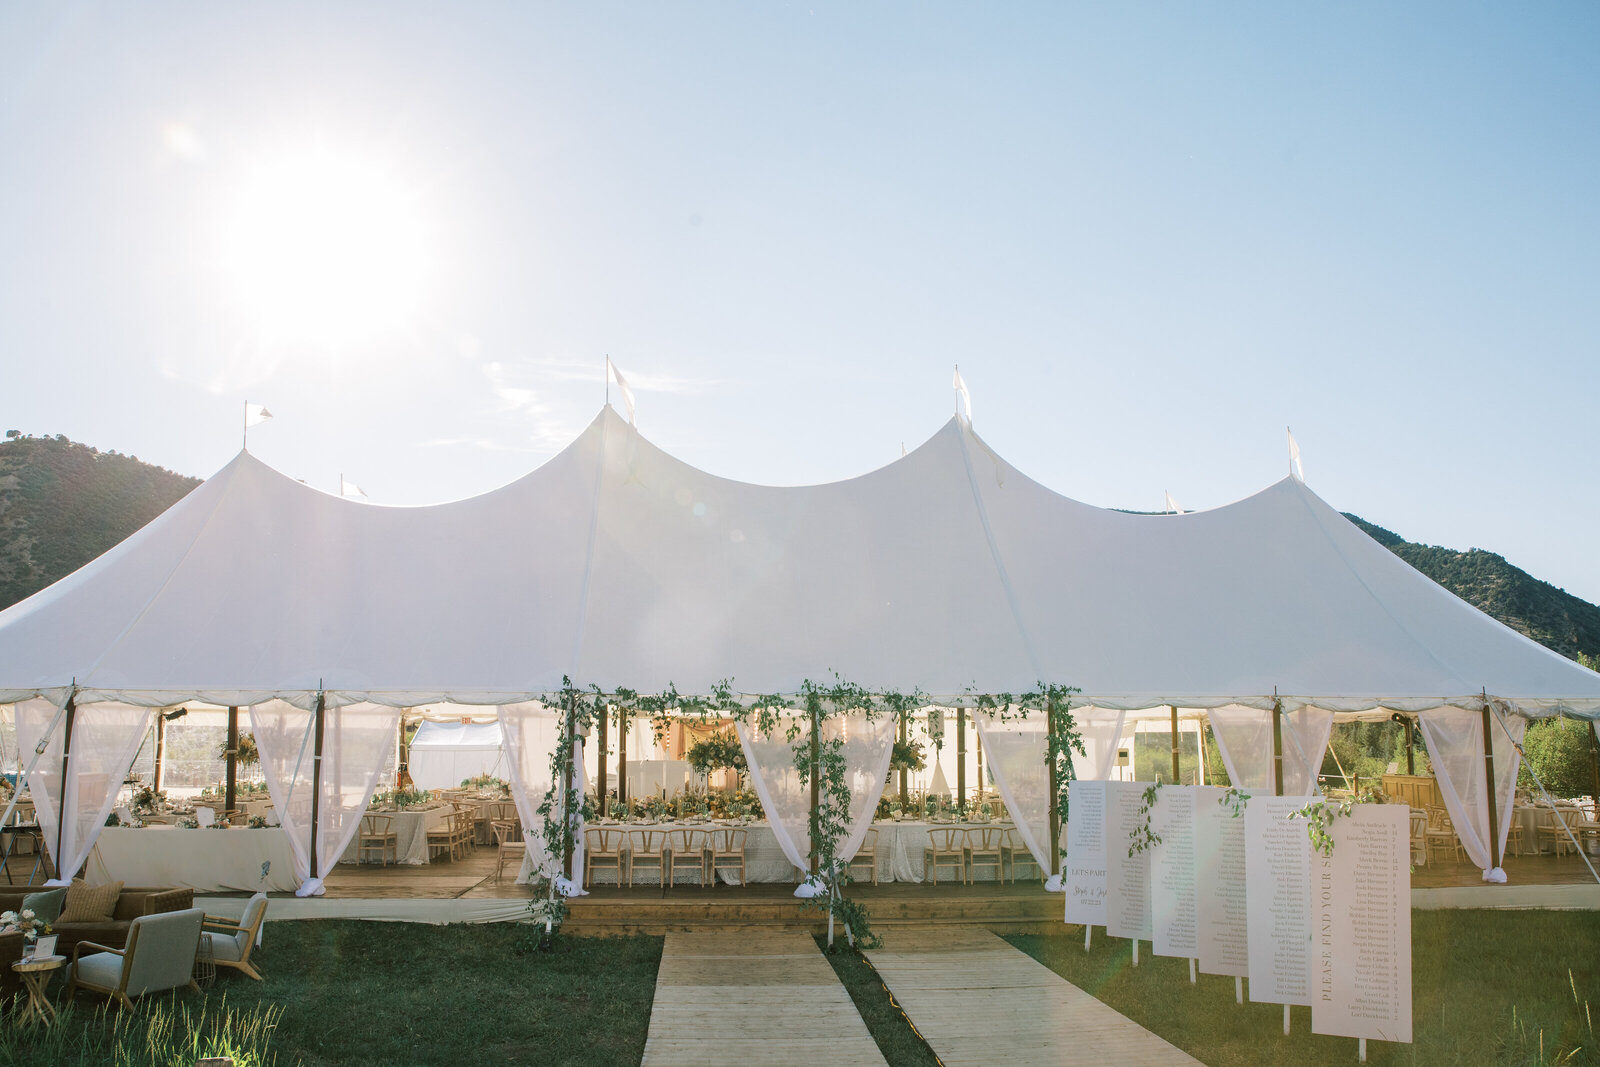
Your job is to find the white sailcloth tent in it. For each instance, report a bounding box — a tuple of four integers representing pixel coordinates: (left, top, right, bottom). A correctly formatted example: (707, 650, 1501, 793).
(407, 720, 507, 792)
(2, 404, 1598, 890)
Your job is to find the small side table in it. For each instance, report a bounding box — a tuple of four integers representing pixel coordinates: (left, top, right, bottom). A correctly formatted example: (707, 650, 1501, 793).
(12, 954, 66, 1026)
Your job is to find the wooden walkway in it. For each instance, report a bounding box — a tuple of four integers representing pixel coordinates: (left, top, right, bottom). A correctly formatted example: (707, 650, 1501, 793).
(641, 929, 887, 1067)
(866, 926, 1203, 1067)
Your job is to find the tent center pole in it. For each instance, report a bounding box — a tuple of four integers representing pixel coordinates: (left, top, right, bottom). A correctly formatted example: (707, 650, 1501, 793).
(898, 711, 908, 809)
(562, 693, 577, 882)
(618, 706, 628, 812)
(1271, 696, 1284, 797)
(1481, 698, 1501, 872)
(596, 704, 609, 808)
(1047, 696, 1061, 878)
(1169, 705, 1180, 784)
(1406, 718, 1415, 776)
(56, 694, 77, 875)
(308, 692, 326, 882)
(809, 699, 820, 877)
(1589, 722, 1600, 821)
(153, 712, 167, 795)
(224, 706, 239, 813)
(956, 708, 966, 808)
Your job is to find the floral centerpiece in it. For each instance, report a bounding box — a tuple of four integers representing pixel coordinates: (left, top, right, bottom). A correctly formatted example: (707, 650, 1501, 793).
(889, 739, 926, 772)
(132, 785, 167, 815)
(0, 908, 48, 944)
(459, 774, 510, 795)
(606, 799, 627, 821)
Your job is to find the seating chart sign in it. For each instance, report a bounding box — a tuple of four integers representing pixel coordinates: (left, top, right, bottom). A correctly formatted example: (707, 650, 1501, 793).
(1063, 780, 1107, 926)
(1194, 785, 1249, 977)
(1244, 796, 1313, 1006)
(1311, 804, 1412, 1043)
(1149, 785, 1198, 959)
(1104, 781, 1153, 942)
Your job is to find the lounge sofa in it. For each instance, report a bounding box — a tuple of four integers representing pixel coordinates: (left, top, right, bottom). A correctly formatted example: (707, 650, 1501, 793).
(0, 885, 195, 997)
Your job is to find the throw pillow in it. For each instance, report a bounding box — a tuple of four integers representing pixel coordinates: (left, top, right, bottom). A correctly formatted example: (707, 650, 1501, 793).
(58, 879, 122, 924)
(21, 886, 68, 926)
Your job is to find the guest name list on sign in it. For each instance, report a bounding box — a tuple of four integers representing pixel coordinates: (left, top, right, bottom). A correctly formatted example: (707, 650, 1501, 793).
(1149, 785, 1198, 960)
(1063, 780, 1108, 927)
(1194, 785, 1250, 978)
(1104, 780, 1153, 942)
(1244, 796, 1314, 1006)
(1311, 804, 1413, 1043)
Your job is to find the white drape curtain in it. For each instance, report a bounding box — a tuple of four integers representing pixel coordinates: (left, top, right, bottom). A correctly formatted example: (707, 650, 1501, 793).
(500, 702, 586, 887)
(974, 710, 1049, 868)
(17, 698, 153, 885)
(1208, 704, 1333, 794)
(250, 700, 399, 896)
(1418, 706, 1525, 878)
(1072, 707, 1130, 781)
(735, 713, 895, 879)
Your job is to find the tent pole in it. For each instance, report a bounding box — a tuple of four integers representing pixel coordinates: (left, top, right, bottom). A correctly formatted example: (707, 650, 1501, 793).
(225, 706, 239, 813)
(1047, 696, 1061, 878)
(308, 691, 326, 882)
(956, 708, 967, 807)
(597, 704, 609, 810)
(153, 712, 167, 794)
(1271, 694, 1284, 797)
(1481, 695, 1502, 873)
(1169, 705, 1180, 784)
(976, 729, 984, 797)
(898, 711, 908, 808)
(1589, 721, 1600, 821)
(809, 697, 821, 877)
(563, 693, 577, 882)
(1406, 718, 1415, 775)
(618, 705, 628, 812)
(55, 693, 77, 872)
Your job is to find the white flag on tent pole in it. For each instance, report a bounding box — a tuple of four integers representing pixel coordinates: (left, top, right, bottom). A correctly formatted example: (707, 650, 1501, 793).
(1287, 428, 1304, 482)
(245, 403, 273, 427)
(607, 357, 636, 426)
(952, 365, 972, 422)
(340, 475, 367, 499)
(1165, 491, 1185, 515)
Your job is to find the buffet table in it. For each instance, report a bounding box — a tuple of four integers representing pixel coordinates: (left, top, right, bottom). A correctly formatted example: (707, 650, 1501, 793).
(86, 825, 299, 893)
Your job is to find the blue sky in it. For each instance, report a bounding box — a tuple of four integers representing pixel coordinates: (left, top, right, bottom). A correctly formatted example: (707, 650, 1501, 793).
(4, 4, 1598, 600)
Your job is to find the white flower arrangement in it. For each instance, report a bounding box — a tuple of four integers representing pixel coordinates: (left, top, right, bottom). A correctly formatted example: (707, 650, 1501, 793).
(0, 907, 46, 942)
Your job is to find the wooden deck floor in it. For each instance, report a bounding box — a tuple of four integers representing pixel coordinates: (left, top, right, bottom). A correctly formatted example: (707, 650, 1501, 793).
(641, 929, 886, 1067)
(866, 926, 1203, 1067)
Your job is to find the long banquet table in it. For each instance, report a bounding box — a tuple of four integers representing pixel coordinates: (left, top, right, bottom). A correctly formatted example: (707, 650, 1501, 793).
(86, 825, 299, 893)
(338, 804, 455, 866)
(560, 818, 1023, 887)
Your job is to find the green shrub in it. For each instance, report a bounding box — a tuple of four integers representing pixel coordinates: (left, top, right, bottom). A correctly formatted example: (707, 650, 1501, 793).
(1519, 716, 1598, 799)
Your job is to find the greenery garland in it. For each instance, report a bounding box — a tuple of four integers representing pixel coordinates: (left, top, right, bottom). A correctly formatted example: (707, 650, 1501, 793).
(528, 675, 1083, 950)
(1127, 782, 1164, 856)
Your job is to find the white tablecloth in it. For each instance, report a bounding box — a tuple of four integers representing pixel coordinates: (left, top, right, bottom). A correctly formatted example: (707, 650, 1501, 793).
(866, 820, 1018, 884)
(86, 826, 299, 893)
(339, 805, 456, 866)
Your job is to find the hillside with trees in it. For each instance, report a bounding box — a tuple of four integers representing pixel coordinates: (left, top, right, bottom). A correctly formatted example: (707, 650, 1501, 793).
(1343, 514, 1600, 663)
(0, 432, 199, 610)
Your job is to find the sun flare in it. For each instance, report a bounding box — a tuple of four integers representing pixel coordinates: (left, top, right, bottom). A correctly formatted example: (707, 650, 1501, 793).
(220, 149, 427, 348)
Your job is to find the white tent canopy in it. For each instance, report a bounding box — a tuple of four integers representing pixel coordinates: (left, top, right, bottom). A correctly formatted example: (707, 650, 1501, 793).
(2, 405, 1597, 716)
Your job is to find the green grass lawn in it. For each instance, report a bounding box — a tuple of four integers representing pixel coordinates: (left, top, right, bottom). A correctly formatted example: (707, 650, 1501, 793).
(5, 911, 1596, 1066)
(0, 923, 662, 1067)
(1008, 909, 1600, 1066)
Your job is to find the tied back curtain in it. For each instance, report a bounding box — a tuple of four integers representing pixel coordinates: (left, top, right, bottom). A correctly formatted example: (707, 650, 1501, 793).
(17, 698, 153, 885)
(1418, 707, 1525, 877)
(251, 700, 399, 896)
(974, 711, 1049, 868)
(735, 713, 895, 878)
(499, 702, 586, 885)
(1209, 704, 1333, 794)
